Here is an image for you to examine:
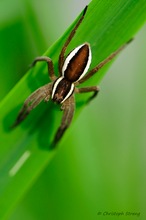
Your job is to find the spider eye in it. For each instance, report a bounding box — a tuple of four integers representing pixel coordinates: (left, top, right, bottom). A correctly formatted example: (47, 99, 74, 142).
(62, 43, 92, 82)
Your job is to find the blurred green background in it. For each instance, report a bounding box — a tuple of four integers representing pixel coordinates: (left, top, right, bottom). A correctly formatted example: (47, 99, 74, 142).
(0, 0, 146, 219)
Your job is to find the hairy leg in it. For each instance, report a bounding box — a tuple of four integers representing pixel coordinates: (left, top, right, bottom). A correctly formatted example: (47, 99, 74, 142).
(78, 39, 133, 84)
(52, 95, 75, 147)
(30, 56, 56, 81)
(75, 86, 100, 103)
(58, 6, 88, 74)
(12, 83, 52, 128)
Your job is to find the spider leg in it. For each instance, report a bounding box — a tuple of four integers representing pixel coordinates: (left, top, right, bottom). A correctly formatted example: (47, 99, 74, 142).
(78, 39, 133, 84)
(30, 56, 56, 81)
(52, 95, 75, 147)
(12, 83, 52, 128)
(75, 86, 100, 103)
(58, 6, 88, 74)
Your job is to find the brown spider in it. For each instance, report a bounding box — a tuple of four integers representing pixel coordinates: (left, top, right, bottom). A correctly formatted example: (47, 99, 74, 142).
(12, 6, 131, 147)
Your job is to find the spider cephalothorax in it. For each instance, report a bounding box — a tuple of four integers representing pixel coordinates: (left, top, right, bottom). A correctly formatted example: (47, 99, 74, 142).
(12, 6, 131, 147)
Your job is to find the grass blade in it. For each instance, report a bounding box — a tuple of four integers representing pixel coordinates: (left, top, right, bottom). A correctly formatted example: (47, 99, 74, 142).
(0, 0, 146, 219)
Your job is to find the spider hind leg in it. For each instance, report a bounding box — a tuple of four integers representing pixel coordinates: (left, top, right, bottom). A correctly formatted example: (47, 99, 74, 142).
(58, 5, 88, 74)
(29, 56, 56, 81)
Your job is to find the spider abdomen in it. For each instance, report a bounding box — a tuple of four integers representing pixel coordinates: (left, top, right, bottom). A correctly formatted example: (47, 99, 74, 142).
(62, 43, 92, 82)
(52, 77, 74, 104)
(52, 43, 91, 104)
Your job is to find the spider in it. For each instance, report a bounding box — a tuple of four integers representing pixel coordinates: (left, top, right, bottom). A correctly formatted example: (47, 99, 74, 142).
(12, 6, 131, 147)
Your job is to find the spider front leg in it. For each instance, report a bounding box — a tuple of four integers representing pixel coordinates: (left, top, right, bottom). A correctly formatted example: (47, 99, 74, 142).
(12, 83, 52, 128)
(30, 56, 56, 81)
(75, 86, 100, 104)
(52, 95, 75, 147)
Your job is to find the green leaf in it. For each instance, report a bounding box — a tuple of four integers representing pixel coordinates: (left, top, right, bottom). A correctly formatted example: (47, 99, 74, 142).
(0, 0, 48, 101)
(0, 0, 146, 219)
